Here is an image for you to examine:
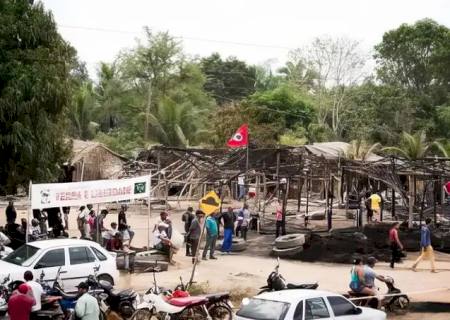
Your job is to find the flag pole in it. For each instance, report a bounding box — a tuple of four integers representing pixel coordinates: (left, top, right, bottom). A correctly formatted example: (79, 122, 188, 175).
(246, 132, 249, 173)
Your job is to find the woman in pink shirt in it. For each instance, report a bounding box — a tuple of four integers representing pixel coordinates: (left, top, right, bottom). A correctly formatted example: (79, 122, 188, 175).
(275, 200, 284, 238)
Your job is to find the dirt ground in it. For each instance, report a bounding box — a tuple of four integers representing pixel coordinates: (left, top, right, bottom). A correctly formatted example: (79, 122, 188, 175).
(2, 200, 450, 319)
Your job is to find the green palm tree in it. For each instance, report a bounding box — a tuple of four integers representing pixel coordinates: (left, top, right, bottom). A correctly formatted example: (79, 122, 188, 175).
(343, 140, 381, 161)
(68, 83, 97, 140)
(146, 98, 199, 147)
(382, 131, 446, 159)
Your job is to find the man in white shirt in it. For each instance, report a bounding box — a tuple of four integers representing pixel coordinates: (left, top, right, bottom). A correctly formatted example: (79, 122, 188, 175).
(75, 282, 99, 320)
(238, 174, 246, 201)
(24, 271, 44, 313)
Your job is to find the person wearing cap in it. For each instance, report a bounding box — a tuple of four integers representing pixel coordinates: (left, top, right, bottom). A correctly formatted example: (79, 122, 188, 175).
(187, 210, 205, 264)
(8, 283, 35, 320)
(363, 257, 387, 296)
(75, 282, 99, 320)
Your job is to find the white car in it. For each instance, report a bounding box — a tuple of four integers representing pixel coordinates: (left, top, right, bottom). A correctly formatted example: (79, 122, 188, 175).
(0, 239, 119, 292)
(236, 289, 386, 320)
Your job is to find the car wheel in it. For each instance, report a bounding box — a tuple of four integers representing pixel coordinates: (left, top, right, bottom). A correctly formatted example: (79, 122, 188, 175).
(97, 274, 114, 286)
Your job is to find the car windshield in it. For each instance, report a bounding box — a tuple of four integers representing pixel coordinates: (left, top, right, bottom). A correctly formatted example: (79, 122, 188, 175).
(237, 298, 290, 320)
(3, 244, 39, 266)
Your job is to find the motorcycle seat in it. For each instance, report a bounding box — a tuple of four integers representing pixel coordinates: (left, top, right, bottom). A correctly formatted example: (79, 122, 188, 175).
(203, 292, 230, 302)
(168, 296, 208, 307)
(347, 291, 369, 298)
(99, 280, 113, 291)
(287, 283, 318, 290)
(110, 288, 136, 299)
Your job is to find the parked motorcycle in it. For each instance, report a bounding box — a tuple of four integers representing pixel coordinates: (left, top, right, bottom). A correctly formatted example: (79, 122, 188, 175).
(132, 266, 230, 320)
(87, 266, 138, 318)
(175, 276, 233, 320)
(0, 274, 11, 316)
(345, 276, 409, 314)
(258, 258, 318, 294)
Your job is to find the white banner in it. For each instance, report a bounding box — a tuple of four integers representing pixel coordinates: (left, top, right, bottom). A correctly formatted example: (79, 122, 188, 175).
(31, 176, 151, 209)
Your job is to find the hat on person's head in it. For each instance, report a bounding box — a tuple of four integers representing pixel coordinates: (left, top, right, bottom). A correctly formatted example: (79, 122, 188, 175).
(18, 283, 30, 294)
(76, 282, 89, 290)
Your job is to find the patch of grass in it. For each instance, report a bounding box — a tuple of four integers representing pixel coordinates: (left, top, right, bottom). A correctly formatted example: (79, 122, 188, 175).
(229, 287, 256, 306)
(188, 281, 210, 295)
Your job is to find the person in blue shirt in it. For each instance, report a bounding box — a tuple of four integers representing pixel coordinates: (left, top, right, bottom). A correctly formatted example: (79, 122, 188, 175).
(412, 218, 436, 272)
(202, 213, 218, 260)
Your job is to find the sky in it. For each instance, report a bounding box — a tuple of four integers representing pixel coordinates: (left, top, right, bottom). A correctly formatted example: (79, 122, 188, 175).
(41, 0, 450, 79)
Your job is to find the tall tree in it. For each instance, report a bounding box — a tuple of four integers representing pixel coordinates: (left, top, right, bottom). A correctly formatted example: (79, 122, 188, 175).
(201, 53, 257, 105)
(294, 37, 367, 138)
(0, 0, 75, 193)
(374, 18, 450, 106)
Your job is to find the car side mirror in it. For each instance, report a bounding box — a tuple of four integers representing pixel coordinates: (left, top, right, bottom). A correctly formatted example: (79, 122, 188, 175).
(354, 307, 362, 315)
(34, 263, 45, 269)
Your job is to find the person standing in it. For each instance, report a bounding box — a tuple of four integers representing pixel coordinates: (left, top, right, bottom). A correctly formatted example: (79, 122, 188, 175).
(182, 207, 195, 256)
(221, 207, 235, 254)
(8, 283, 35, 320)
(444, 181, 450, 204)
(6, 201, 17, 225)
(187, 210, 205, 264)
(202, 213, 218, 260)
(236, 204, 250, 241)
(389, 222, 404, 268)
(77, 206, 88, 238)
(75, 282, 100, 320)
(369, 191, 382, 222)
(118, 205, 135, 245)
(237, 174, 246, 201)
(412, 218, 436, 272)
(275, 200, 283, 238)
(62, 207, 70, 230)
(24, 271, 43, 315)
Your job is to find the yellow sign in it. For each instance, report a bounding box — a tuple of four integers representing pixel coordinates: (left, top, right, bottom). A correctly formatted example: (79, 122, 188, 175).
(199, 191, 221, 215)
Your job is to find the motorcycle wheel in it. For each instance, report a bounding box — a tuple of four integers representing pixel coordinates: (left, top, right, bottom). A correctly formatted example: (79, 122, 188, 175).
(130, 309, 158, 320)
(389, 296, 410, 315)
(208, 303, 233, 320)
(173, 306, 207, 320)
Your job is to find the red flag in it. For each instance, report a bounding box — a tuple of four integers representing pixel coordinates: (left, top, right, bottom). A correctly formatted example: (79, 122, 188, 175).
(227, 124, 248, 148)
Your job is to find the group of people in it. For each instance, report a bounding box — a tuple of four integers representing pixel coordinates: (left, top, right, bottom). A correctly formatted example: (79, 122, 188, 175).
(7, 271, 99, 320)
(179, 203, 255, 264)
(350, 217, 437, 298)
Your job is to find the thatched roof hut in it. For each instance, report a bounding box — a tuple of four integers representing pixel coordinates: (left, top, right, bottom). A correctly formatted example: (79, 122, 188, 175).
(70, 140, 127, 182)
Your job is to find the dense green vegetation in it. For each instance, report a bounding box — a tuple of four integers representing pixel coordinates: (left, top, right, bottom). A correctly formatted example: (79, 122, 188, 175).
(0, 0, 449, 192)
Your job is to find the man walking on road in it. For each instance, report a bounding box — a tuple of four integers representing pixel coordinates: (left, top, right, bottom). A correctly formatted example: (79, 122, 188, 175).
(412, 218, 436, 273)
(202, 213, 218, 260)
(182, 207, 195, 256)
(221, 207, 235, 254)
(389, 222, 403, 268)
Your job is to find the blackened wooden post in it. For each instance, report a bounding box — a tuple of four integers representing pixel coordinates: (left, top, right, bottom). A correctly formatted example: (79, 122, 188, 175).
(276, 150, 281, 198)
(297, 154, 303, 213)
(305, 171, 310, 227)
(391, 158, 396, 219)
(328, 175, 334, 231)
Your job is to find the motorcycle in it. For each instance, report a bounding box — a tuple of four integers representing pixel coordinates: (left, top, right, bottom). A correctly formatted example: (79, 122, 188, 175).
(175, 276, 233, 320)
(0, 274, 11, 316)
(87, 266, 138, 319)
(258, 258, 318, 294)
(345, 276, 409, 314)
(133, 266, 226, 320)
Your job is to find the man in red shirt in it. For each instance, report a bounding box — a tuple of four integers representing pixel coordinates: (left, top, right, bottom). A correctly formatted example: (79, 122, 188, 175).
(8, 283, 35, 320)
(444, 181, 450, 204)
(389, 222, 404, 268)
